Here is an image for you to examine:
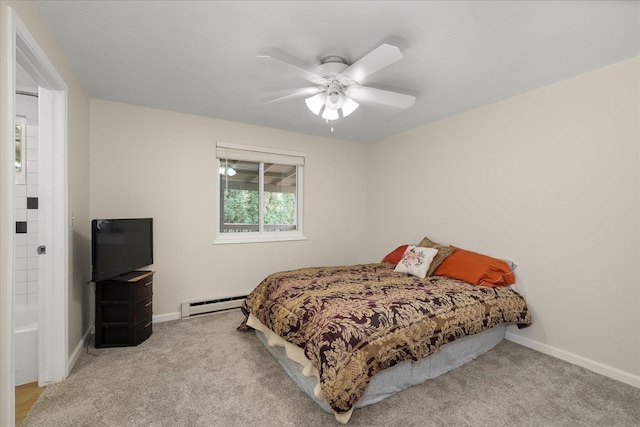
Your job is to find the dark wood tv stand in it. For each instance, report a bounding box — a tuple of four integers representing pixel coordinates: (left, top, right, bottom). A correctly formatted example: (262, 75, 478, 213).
(95, 271, 154, 348)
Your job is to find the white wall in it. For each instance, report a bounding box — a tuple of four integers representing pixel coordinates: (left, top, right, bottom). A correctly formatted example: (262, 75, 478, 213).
(90, 99, 368, 318)
(367, 58, 640, 384)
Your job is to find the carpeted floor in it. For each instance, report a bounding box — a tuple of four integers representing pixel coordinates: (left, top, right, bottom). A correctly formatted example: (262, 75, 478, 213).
(23, 309, 640, 426)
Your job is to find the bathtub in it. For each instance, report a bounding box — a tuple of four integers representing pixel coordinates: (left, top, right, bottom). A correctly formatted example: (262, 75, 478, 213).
(15, 306, 38, 386)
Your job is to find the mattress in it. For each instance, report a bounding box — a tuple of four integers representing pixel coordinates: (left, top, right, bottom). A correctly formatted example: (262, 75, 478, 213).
(249, 313, 506, 423)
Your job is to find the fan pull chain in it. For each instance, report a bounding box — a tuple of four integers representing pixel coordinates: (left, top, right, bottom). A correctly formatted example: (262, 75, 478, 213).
(325, 119, 334, 132)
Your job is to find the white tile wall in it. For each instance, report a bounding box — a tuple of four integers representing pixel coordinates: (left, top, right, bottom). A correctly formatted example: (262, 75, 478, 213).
(27, 232, 38, 245)
(14, 123, 39, 309)
(15, 294, 28, 307)
(27, 185, 38, 198)
(15, 257, 27, 271)
(15, 208, 27, 221)
(27, 209, 38, 221)
(27, 123, 38, 145)
(14, 197, 26, 209)
(14, 185, 26, 198)
(14, 245, 27, 259)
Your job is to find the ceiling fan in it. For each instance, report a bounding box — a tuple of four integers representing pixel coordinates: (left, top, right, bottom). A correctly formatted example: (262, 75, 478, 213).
(258, 44, 416, 130)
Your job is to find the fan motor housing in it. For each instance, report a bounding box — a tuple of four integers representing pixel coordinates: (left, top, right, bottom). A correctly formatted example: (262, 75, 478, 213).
(315, 59, 348, 77)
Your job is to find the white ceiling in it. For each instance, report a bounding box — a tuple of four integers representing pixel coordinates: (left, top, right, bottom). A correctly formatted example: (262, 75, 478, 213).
(33, 1, 639, 143)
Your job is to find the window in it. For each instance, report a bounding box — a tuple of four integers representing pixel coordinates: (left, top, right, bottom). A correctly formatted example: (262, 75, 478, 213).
(214, 141, 305, 244)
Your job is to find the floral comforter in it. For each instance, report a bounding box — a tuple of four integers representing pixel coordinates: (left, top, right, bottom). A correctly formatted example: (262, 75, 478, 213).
(239, 263, 531, 415)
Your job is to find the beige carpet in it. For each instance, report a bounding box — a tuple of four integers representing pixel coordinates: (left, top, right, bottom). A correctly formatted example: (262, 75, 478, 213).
(23, 309, 640, 426)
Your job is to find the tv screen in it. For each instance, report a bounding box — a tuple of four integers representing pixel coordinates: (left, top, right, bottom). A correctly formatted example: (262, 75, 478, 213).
(91, 218, 153, 282)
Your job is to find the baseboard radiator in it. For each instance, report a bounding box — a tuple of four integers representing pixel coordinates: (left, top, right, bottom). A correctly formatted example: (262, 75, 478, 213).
(181, 295, 247, 319)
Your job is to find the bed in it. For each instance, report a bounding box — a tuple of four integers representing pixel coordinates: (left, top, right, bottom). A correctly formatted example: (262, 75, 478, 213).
(239, 244, 531, 423)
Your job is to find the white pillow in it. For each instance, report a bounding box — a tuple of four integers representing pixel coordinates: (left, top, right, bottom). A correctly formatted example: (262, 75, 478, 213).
(394, 245, 439, 279)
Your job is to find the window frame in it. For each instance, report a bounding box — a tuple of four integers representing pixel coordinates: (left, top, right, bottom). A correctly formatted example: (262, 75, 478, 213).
(214, 141, 306, 245)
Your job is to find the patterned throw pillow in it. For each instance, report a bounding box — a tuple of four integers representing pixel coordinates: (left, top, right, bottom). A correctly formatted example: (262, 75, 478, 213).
(394, 245, 439, 279)
(417, 236, 456, 276)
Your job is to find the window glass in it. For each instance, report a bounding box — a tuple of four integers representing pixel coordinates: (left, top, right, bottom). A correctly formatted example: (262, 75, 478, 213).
(263, 163, 297, 232)
(220, 160, 259, 233)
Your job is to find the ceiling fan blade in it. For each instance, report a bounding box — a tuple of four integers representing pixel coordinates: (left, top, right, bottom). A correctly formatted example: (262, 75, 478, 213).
(257, 50, 323, 83)
(261, 87, 321, 105)
(341, 44, 403, 82)
(346, 85, 416, 109)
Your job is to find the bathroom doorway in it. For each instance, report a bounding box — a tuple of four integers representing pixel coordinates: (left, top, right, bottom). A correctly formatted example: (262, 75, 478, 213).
(14, 62, 40, 386)
(1, 8, 69, 425)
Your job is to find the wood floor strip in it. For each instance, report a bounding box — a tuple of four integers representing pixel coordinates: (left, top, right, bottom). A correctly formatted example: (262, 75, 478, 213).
(15, 382, 44, 426)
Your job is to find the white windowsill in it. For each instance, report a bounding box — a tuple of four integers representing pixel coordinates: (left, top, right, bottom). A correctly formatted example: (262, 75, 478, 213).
(213, 234, 308, 245)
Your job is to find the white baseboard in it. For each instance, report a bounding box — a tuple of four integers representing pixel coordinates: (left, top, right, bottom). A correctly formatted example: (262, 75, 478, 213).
(153, 311, 181, 323)
(67, 326, 92, 376)
(505, 331, 640, 389)
(153, 308, 242, 323)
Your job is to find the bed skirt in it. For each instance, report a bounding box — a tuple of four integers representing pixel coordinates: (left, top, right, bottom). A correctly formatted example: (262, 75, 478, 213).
(249, 313, 505, 423)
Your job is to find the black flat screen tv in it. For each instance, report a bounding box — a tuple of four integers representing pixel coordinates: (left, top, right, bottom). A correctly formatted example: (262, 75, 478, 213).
(91, 218, 153, 282)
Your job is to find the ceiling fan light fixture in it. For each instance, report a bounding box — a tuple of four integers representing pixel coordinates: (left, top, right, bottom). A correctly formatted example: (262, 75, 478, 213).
(321, 107, 339, 121)
(305, 92, 325, 115)
(219, 166, 236, 176)
(325, 90, 345, 110)
(341, 97, 359, 117)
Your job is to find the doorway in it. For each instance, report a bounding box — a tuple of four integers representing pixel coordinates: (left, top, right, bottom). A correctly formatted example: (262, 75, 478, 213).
(1, 7, 69, 426)
(14, 64, 40, 386)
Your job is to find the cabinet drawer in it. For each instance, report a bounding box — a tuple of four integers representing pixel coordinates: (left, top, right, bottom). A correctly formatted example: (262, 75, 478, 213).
(99, 275, 152, 302)
(101, 283, 130, 301)
(100, 297, 152, 323)
(135, 297, 153, 322)
(134, 279, 153, 301)
(97, 316, 152, 347)
(135, 316, 153, 344)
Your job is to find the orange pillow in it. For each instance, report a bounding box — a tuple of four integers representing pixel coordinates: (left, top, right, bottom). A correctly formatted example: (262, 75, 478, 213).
(381, 245, 409, 265)
(433, 246, 515, 287)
